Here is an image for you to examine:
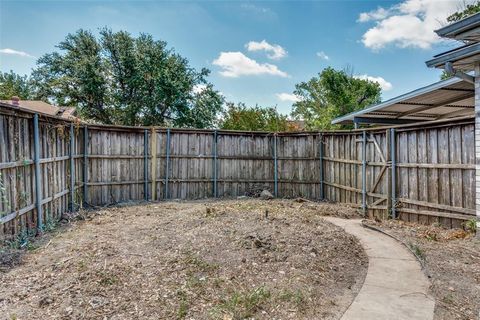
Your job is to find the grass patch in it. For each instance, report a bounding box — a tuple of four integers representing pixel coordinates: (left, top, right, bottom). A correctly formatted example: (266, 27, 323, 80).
(211, 286, 271, 319)
(408, 242, 426, 262)
(278, 289, 306, 309)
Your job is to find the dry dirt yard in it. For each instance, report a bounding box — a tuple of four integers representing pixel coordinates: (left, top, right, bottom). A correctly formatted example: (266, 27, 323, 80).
(364, 220, 480, 320)
(0, 199, 367, 320)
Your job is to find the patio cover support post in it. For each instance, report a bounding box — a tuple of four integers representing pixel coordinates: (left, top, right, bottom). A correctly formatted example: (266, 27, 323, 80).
(165, 128, 171, 200)
(69, 123, 75, 212)
(361, 130, 367, 216)
(319, 133, 324, 200)
(83, 126, 88, 207)
(273, 133, 278, 197)
(33, 113, 43, 232)
(475, 63, 480, 234)
(390, 128, 396, 219)
(144, 129, 148, 201)
(213, 130, 218, 198)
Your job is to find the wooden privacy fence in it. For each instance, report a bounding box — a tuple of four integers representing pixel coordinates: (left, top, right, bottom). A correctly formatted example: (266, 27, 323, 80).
(0, 104, 476, 240)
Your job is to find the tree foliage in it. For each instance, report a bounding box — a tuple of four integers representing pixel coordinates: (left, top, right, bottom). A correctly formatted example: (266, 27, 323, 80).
(219, 102, 290, 131)
(447, 1, 480, 23)
(0, 71, 33, 100)
(291, 67, 381, 129)
(32, 29, 223, 127)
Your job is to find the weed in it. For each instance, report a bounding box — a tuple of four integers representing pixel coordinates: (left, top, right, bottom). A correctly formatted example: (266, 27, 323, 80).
(212, 286, 271, 319)
(176, 290, 189, 319)
(409, 243, 426, 261)
(464, 219, 477, 234)
(98, 271, 119, 286)
(278, 289, 306, 308)
(183, 252, 218, 273)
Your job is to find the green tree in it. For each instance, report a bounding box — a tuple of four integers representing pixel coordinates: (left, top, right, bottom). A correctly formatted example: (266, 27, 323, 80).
(291, 67, 381, 129)
(219, 102, 289, 131)
(32, 28, 223, 127)
(0, 71, 33, 100)
(447, 1, 480, 23)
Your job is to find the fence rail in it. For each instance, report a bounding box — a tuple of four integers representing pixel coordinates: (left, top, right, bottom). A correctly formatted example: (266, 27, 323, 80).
(0, 103, 475, 239)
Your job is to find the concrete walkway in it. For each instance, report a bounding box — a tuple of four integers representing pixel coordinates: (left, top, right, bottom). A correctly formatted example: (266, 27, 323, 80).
(323, 217, 435, 320)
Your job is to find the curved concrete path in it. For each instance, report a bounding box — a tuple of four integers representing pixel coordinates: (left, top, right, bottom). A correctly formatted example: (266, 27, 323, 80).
(324, 217, 435, 320)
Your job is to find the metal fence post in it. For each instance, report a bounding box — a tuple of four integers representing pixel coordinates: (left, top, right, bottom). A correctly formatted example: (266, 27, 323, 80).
(83, 126, 88, 207)
(165, 128, 171, 200)
(69, 123, 75, 212)
(319, 133, 324, 200)
(273, 133, 278, 197)
(33, 114, 43, 232)
(213, 130, 218, 198)
(144, 129, 149, 201)
(390, 128, 396, 219)
(362, 130, 367, 216)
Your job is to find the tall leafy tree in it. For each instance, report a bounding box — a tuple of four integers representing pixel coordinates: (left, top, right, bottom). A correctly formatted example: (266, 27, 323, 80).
(291, 67, 381, 129)
(32, 28, 223, 127)
(219, 102, 290, 131)
(0, 71, 33, 100)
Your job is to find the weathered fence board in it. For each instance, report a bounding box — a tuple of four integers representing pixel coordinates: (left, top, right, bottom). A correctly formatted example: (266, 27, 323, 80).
(0, 103, 476, 240)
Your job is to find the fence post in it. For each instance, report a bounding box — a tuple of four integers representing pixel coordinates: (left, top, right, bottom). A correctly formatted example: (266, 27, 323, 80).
(273, 133, 278, 197)
(83, 126, 88, 207)
(213, 130, 218, 198)
(390, 128, 396, 219)
(33, 113, 43, 232)
(144, 129, 149, 201)
(150, 128, 157, 201)
(362, 130, 367, 216)
(165, 128, 171, 200)
(319, 133, 324, 200)
(69, 123, 75, 212)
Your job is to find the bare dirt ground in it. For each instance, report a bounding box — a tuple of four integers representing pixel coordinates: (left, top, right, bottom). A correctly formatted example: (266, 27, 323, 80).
(0, 199, 367, 320)
(363, 219, 480, 320)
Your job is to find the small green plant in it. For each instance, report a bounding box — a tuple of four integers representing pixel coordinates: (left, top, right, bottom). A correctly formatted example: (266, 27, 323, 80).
(183, 252, 218, 273)
(464, 219, 477, 234)
(176, 290, 189, 319)
(98, 271, 119, 286)
(278, 289, 305, 307)
(212, 286, 271, 319)
(409, 243, 425, 261)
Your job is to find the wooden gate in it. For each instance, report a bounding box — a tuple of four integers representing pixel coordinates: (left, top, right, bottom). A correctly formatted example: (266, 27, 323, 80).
(363, 130, 391, 219)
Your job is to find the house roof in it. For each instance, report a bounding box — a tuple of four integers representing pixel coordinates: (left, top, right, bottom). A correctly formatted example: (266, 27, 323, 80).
(425, 42, 480, 71)
(331, 77, 474, 125)
(435, 12, 480, 41)
(0, 100, 78, 120)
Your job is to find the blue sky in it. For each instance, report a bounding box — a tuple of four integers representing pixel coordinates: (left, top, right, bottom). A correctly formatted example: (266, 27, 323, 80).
(0, 0, 466, 114)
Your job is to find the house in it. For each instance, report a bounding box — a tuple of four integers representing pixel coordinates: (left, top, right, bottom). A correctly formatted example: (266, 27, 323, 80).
(0, 96, 79, 121)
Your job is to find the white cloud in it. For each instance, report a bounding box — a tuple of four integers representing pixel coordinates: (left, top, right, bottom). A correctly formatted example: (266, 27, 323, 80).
(212, 52, 288, 78)
(316, 51, 329, 60)
(354, 75, 393, 91)
(276, 93, 302, 103)
(0, 48, 35, 58)
(358, 0, 465, 50)
(358, 7, 389, 22)
(246, 40, 287, 60)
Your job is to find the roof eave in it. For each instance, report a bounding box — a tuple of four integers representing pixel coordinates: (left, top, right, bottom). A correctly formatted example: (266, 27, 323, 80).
(435, 12, 480, 39)
(425, 43, 480, 68)
(331, 77, 464, 125)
